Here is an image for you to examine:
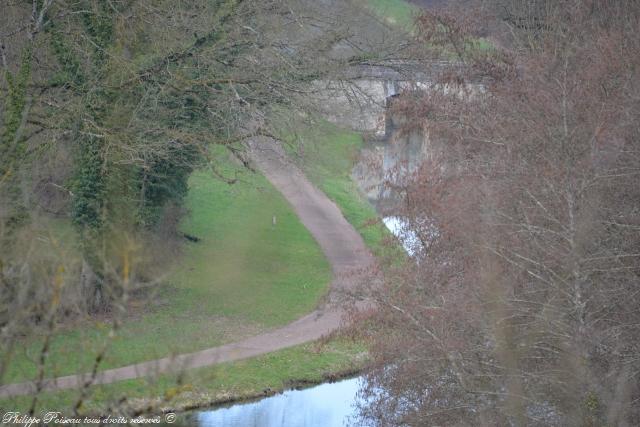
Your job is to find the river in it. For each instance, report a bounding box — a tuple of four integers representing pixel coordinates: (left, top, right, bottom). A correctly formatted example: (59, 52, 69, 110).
(190, 377, 364, 427)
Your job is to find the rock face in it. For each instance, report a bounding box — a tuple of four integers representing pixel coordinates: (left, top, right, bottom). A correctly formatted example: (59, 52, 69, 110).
(311, 79, 395, 137)
(311, 60, 471, 135)
(312, 79, 429, 137)
(351, 118, 430, 209)
(309, 75, 432, 208)
(308, 60, 482, 211)
(313, 75, 482, 210)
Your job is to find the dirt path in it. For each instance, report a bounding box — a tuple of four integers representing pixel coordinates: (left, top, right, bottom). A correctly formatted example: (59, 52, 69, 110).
(0, 139, 374, 398)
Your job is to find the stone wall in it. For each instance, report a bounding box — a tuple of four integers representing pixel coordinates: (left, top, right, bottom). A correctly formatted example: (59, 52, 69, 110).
(312, 79, 429, 137)
(313, 74, 482, 209)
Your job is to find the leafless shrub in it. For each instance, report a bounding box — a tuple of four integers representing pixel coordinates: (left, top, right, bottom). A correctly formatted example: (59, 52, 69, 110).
(360, 1, 640, 425)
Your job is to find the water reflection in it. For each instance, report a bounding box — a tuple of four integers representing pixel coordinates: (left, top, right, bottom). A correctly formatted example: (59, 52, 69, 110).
(196, 377, 362, 427)
(383, 216, 420, 256)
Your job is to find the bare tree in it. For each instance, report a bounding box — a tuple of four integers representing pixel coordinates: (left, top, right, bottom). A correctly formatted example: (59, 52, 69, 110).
(0, 0, 418, 415)
(359, 1, 640, 425)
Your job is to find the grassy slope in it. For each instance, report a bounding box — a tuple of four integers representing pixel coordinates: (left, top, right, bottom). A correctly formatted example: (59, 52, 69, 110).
(4, 152, 330, 384)
(1, 338, 367, 414)
(0, 124, 380, 413)
(174, 166, 330, 327)
(366, 0, 493, 51)
(287, 121, 393, 256)
(3, 1, 420, 405)
(0, 2, 435, 414)
(366, 0, 418, 28)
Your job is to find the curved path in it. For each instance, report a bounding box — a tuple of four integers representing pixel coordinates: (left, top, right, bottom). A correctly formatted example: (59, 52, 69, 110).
(0, 138, 374, 398)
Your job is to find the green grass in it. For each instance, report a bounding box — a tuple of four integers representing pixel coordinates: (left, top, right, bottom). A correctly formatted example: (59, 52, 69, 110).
(366, 0, 494, 54)
(3, 150, 330, 384)
(0, 338, 368, 414)
(366, 0, 418, 29)
(284, 121, 393, 257)
(1, 122, 380, 411)
(173, 162, 330, 327)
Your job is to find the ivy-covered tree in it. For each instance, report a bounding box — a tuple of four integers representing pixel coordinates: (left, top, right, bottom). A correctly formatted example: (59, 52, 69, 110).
(0, 47, 31, 232)
(1, 0, 413, 312)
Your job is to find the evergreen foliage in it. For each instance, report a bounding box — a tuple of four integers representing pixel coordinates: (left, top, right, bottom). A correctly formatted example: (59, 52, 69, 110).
(138, 141, 199, 226)
(0, 47, 32, 230)
(49, 30, 85, 88)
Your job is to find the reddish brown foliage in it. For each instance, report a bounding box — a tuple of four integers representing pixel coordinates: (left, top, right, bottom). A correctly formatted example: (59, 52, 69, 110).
(360, 1, 640, 425)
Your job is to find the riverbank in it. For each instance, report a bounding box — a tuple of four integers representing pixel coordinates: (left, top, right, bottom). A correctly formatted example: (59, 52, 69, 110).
(0, 124, 379, 412)
(0, 336, 369, 415)
(124, 337, 367, 417)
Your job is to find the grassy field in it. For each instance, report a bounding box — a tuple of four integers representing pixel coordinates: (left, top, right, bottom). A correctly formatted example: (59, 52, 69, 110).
(366, 0, 418, 29)
(0, 123, 383, 415)
(1, 0, 477, 415)
(0, 337, 367, 414)
(366, 0, 493, 52)
(3, 150, 330, 384)
(3, 2, 419, 405)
